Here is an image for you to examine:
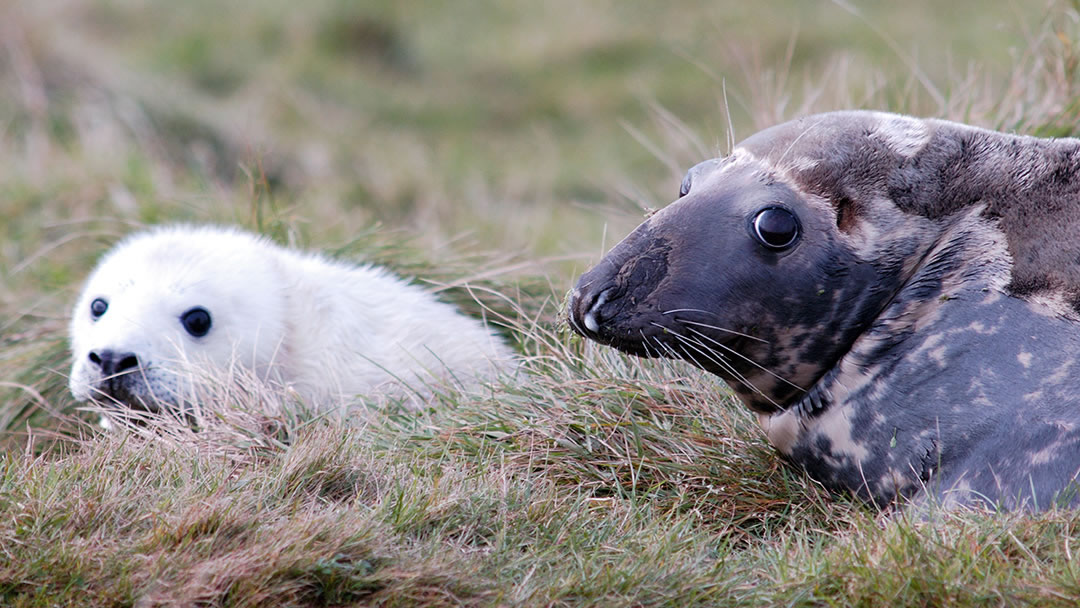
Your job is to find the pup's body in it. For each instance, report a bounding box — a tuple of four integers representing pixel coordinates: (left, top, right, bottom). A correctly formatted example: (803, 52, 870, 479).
(70, 225, 514, 412)
(569, 111, 1080, 510)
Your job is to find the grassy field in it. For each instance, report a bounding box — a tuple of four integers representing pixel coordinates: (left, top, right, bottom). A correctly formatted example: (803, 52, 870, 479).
(3, 0, 1080, 605)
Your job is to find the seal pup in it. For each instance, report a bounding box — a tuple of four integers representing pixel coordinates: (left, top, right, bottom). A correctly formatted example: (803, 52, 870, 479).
(70, 224, 515, 415)
(568, 111, 1080, 511)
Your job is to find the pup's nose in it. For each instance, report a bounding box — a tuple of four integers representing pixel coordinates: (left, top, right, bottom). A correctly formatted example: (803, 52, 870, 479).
(88, 349, 139, 377)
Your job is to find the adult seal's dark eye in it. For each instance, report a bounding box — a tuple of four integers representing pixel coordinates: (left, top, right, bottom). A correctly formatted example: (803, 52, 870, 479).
(90, 298, 108, 319)
(180, 307, 212, 338)
(679, 172, 692, 198)
(751, 207, 800, 250)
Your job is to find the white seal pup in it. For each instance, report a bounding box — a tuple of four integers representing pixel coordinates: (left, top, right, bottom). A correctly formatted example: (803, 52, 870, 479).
(69, 224, 515, 413)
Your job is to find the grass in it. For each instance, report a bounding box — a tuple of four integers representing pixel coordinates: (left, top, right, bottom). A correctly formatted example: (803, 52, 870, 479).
(3, 0, 1080, 605)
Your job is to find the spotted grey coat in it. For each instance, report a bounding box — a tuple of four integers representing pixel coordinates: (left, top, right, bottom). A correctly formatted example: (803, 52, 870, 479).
(568, 111, 1080, 511)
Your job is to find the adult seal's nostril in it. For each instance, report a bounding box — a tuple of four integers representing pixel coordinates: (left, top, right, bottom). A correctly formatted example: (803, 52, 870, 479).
(582, 286, 617, 334)
(568, 285, 615, 336)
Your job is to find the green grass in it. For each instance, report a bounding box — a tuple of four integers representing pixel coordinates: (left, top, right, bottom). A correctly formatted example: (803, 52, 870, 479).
(3, 0, 1080, 605)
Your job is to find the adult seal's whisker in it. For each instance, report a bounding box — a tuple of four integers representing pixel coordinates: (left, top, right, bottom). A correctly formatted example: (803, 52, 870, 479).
(684, 326, 804, 392)
(661, 311, 770, 343)
(651, 322, 777, 406)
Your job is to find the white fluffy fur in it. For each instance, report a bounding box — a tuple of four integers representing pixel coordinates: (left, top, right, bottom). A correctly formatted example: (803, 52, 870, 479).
(69, 225, 515, 410)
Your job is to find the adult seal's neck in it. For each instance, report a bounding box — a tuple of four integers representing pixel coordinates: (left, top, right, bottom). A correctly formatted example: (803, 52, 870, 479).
(725, 204, 943, 416)
(721, 255, 901, 414)
(756, 207, 1015, 504)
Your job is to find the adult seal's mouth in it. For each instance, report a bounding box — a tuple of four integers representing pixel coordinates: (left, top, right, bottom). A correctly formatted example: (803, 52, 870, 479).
(569, 230, 673, 356)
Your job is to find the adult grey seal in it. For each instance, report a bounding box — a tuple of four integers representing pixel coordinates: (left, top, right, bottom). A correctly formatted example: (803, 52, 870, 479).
(567, 111, 1080, 511)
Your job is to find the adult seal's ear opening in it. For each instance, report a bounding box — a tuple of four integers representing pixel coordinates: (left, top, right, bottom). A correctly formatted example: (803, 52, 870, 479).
(569, 111, 1080, 511)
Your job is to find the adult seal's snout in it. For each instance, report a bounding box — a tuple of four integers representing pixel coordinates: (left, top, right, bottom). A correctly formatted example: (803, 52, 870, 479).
(569, 229, 672, 346)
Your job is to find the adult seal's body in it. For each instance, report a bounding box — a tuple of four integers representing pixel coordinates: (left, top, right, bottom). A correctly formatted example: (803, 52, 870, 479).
(568, 111, 1080, 511)
(70, 225, 514, 415)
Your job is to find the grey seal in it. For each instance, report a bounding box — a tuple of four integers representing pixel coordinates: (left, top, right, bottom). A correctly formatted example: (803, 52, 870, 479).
(568, 111, 1080, 511)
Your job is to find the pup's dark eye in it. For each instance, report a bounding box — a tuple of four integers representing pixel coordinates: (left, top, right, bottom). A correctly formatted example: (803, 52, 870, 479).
(751, 207, 800, 250)
(90, 298, 108, 319)
(180, 307, 212, 338)
(679, 172, 692, 198)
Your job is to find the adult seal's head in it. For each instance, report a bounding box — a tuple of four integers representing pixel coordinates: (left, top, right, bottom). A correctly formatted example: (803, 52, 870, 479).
(568, 111, 1080, 511)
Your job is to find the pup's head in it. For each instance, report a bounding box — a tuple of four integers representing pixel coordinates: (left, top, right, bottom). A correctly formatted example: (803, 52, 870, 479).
(69, 226, 288, 412)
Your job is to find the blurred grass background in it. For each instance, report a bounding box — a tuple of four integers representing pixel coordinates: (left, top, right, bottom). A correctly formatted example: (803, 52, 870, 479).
(1, 0, 1062, 284)
(3, 1, 1080, 605)
(4, 0, 1071, 341)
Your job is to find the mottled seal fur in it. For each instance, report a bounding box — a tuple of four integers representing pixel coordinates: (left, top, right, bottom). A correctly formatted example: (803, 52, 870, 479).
(70, 225, 514, 414)
(568, 111, 1080, 511)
